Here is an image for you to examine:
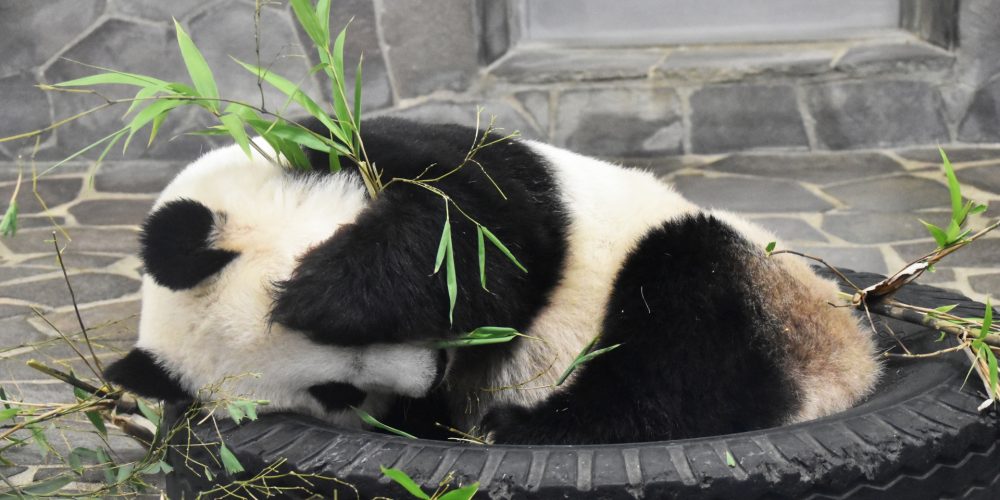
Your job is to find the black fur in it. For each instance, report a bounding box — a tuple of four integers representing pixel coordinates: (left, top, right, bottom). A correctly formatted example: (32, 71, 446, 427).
(483, 215, 801, 444)
(308, 382, 366, 412)
(103, 348, 189, 402)
(271, 117, 567, 345)
(140, 199, 238, 290)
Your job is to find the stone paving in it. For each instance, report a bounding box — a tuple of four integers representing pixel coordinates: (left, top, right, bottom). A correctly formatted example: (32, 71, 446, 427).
(0, 146, 998, 495)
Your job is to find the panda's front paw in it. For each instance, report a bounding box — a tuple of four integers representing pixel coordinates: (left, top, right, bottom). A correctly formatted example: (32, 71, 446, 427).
(481, 405, 532, 444)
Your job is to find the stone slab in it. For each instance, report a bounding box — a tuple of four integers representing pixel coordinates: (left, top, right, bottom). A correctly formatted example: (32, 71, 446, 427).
(0, 304, 35, 320)
(671, 174, 834, 212)
(69, 199, 154, 226)
(21, 253, 122, 271)
(822, 212, 951, 244)
(553, 87, 682, 157)
(491, 48, 662, 84)
(515, 91, 550, 135)
(111, 0, 210, 21)
(706, 152, 903, 185)
(0, 0, 105, 78)
(835, 42, 954, 74)
(896, 147, 1000, 164)
(33, 300, 140, 343)
(93, 161, 185, 194)
(0, 72, 52, 155)
(751, 217, 828, 243)
(806, 81, 950, 149)
(793, 245, 888, 275)
(656, 46, 836, 80)
(690, 84, 807, 154)
(3, 228, 139, 256)
(958, 78, 1000, 143)
(0, 273, 140, 308)
(969, 273, 1000, 297)
(894, 237, 1000, 268)
(0, 178, 82, 215)
(955, 165, 1000, 194)
(823, 176, 951, 211)
(378, 0, 479, 98)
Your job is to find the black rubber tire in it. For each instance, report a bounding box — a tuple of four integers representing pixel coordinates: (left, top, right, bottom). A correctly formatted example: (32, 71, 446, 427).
(164, 269, 1000, 499)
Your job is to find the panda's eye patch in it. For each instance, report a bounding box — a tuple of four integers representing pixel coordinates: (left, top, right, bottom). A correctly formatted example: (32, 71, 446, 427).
(308, 381, 366, 412)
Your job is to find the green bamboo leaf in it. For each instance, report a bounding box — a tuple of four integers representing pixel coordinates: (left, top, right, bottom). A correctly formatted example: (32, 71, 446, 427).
(1, 201, 19, 238)
(330, 25, 352, 132)
(316, 0, 332, 41)
(477, 225, 487, 290)
(241, 401, 259, 421)
(227, 403, 246, 424)
(29, 425, 52, 458)
(95, 447, 115, 484)
(919, 219, 949, 248)
(219, 113, 251, 158)
(433, 219, 451, 274)
(245, 118, 350, 155)
(481, 226, 527, 272)
(970, 203, 988, 215)
(725, 450, 737, 468)
(124, 99, 185, 153)
(939, 148, 963, 220)
(53, 71, 168, 89)
(432, 327, 520, 348)
(146, 110, 168, 147)
(173, 19, 219, 110)
(380, 466, 430, 500)
(557, 343, 623, 386)
(290, 0, 326, 48)
(136, 398, 161, 428)
(115, 462, 134, 484)
(218, 444, 245, 475)
(124, 86, 162, 118)
(353, 407, 417, 439)
(353, 54, 363, 131)
(439, 482, 480, 500)
(446, 233, 457, 324)
(986, 346, 998, 397)
(764, 241, 776, 256)
(230, 58, 342, 141)
(16, 475, 72, 496)
(978, 299, 993, 340)
(85, 410, 107, 437)
(0, 407, 17, 421)
(68, 447, 97, 475)
(159, 460, 174, 475)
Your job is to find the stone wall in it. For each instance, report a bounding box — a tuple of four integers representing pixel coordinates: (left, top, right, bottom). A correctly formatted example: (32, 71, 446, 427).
(2, 0, 999, 160)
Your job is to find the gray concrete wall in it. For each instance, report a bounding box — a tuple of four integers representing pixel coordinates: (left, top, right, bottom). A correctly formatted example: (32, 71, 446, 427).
(2, 0, 999, 160)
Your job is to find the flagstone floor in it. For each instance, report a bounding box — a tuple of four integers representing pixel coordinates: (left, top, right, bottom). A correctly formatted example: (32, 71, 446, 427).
(0, 146, 998, 494)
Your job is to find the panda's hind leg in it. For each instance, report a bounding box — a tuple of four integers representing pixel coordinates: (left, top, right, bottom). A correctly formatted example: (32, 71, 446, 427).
(484, 214, 802, 444)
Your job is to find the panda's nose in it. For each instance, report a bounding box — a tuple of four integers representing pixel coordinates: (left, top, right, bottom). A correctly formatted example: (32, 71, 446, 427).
(308, 381, 367, 412)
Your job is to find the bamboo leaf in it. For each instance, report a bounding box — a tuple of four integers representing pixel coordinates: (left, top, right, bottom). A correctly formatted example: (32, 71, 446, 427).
(85, 411, 107, 437)
(433, 219, 451, 274)
(380, 466, 430, 499)
(16, 475, 72, 496)
(919, 219, 949, 248)
(136, 398, 161, 428)
(978, 299, 993, 341)
(219, 444, 245, 475)
(446, 233, 457, 324)
(557, 343, 623, 386)
(432, 327, 520, 348)
(159, 460, 174, 475)
(970, 203, 988, 215)
(219, 113, 251, 158)
(938, 148, 964, 221)
(115, 462, 135, 484)
(316, 0, 332, 42)
(330, 25, 353, 141)
(986, 347, 998, 397)
(725, 450, 737, 468)
(353, 54, 364, 131)
(290, 0, 326, 49)
(1, 201, 19, 237)
(353, 407, 417, 439)
(147, 111, 168, 147)
(245, 118, 350, 155)
(124, 86, 162, 118)
(227, 403, 246, 424)
(124, 99, 185, 152)
(174, 19, 219, 110)
(230, 58, 342, 139)
(764, 241, 776, 256)
(439, 483, 480, 500)
(477, 225, 487, 290)
(481, 226, 527, 272)
(0, 407, 17, 421)
(95, 447, 115, 484)
(53, 71, 168, 89)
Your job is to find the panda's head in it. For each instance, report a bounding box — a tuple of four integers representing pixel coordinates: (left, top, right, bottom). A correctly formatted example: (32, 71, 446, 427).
(103, 142, 445, 425)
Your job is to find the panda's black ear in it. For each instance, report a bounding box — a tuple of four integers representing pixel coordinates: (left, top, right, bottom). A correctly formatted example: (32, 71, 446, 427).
(140, 199, 238, 290)
(103, 349, 189, 402)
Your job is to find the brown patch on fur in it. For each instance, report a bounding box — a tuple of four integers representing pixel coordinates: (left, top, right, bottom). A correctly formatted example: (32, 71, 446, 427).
(757, 253, 881, 422)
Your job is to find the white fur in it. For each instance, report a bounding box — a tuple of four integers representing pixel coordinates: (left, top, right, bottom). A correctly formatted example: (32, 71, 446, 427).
(137, 142, 442, 425)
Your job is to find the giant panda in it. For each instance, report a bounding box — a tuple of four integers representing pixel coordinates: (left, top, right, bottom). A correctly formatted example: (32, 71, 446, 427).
(104, 117, 880, 445)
